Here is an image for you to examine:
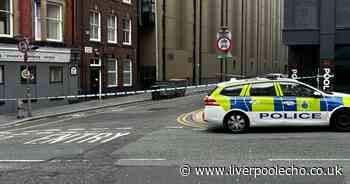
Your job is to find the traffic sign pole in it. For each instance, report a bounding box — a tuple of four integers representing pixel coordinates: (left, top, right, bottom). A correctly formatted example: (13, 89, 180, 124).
(18, 38, 33, 118)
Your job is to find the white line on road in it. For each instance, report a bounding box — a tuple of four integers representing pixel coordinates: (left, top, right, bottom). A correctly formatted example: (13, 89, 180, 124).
(269, 158, 350, 161)
(165, 126, 184, 129)
(0, 160, 44, 163)
(118, 158, 167, 161)
(114, 127, 133, 130)
(68, 128, 86, 131)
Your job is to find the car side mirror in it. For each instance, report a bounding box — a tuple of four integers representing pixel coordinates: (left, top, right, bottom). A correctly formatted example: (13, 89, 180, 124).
(313, 91, 323, 98)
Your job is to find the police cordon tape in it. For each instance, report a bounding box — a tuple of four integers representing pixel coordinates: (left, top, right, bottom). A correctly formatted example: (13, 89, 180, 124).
(0, 74, 335, 102)
(0, 84, 218, 102)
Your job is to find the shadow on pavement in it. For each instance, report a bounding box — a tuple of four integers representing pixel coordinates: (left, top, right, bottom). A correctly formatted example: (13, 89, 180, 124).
(205, 126, 336, 134)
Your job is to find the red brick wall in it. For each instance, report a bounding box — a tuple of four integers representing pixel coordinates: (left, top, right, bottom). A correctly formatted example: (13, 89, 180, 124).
(19, 0, 33, 40)
(76, 0, 139, 92)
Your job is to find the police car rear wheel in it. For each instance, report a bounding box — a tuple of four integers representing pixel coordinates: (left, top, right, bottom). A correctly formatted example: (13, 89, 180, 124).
(333, 110, 350, 132)
(224, 112, 249, 134)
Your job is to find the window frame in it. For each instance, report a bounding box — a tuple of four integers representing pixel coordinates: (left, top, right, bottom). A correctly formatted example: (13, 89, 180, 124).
(108, 59, 118, 87)
(49, 66, 63, 84)
(249, 82, 278, 97)
(220, 85, 245, 97)
(279, 81, 322, 98)
(89, 10, 101, 42)
(46, 2, 63, 42)
(107, 15, 117, 44)
(122, 18, 132, 45)
(122, 0, 132, 4)
(123, 60, 132, 87)
(34, 0, 42, 41)
(0, 0, 13, 38)
(0, 66, 4, 84)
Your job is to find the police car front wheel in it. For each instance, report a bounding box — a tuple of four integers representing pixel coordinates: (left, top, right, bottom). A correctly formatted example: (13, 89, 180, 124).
(224, 112, 249, 134)
(332, 109, 350, 132)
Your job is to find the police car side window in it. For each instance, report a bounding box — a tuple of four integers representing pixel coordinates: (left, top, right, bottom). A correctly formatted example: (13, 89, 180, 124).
(250, 83, 276, 96)
(221, 86, 243, 97)
(280, 82, 315, 97)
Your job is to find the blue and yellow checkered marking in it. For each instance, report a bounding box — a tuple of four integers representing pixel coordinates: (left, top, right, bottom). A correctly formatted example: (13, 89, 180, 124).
(224, 96, 349, 112)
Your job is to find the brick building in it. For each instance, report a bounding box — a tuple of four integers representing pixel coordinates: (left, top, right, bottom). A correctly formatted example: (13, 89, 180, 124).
(75, 0, 138, 95)
(0, 0, 79, 113)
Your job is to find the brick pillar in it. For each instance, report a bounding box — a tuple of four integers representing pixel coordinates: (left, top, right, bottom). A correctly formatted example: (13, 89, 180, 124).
(19, 0, 33, 40)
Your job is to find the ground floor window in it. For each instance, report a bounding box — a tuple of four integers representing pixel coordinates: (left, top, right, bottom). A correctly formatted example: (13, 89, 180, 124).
(0, 66, 4, 84)
(108, 60, 118, 87)
(123, 60, 132, 86)
(49, 66, 63, 83)
(20, 65, 36, 84)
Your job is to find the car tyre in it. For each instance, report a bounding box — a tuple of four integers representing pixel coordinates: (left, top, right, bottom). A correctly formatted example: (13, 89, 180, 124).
(332, 109, 350, 132)
(224, 112, 249, 134)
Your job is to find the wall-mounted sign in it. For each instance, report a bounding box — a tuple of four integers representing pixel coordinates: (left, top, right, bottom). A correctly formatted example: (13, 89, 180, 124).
(0, 46, 71, 63)
(70, 66, 78, 76)
(84, 47, 93, 54)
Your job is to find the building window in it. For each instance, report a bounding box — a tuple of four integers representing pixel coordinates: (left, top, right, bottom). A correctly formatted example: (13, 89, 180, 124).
(108, 60, 118, 87)
(90, 11, 101, 41)
(20, 66, 36, 84)
(46, 2, 63, 41)
(0, 0, 13, 37)
(50, 66, 63, 83)
(122, 0, 131, 4)
(0, 66, 4, 84)
(34, 0, 42, 40)
(107, 15, 117, 43)
(122, 18, 132, 45)
(123, 60, 132, 86)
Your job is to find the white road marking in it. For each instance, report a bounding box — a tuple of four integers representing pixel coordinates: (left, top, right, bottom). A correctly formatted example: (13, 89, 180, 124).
(166, 126, 184, 129)
(114, 127, 133, 130)
(269, 158, 350, 161)
(0, 160, 44, 163)
(77, 133, 115, 143)
(100, 132, 130, 143)
(43, 129, 61, 132)
(119, 158, 166, 161)
(68, 128, 86, 131)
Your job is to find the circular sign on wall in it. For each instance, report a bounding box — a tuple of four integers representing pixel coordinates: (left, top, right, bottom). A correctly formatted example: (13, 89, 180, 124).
(216, 36, 232, 52)
(21, 69, 31, 79)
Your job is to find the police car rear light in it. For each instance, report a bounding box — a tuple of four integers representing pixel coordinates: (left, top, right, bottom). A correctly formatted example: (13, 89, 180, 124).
(204, 96, 219, 106)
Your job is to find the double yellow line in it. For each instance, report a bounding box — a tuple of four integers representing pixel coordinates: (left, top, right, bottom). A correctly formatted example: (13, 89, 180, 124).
(176, 109, 207, 128)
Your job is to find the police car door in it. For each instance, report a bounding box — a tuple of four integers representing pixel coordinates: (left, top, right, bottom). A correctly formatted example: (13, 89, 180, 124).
(277, 82, 329, 126)
(247, 82, 281, 126)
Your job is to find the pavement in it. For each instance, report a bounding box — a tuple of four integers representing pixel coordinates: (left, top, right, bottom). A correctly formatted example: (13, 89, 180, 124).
(0, 86, 212, 127)
(0, 91, 349, 183)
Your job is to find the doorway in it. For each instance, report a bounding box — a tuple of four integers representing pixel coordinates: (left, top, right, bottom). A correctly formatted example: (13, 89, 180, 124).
(90, 67, 100, 94)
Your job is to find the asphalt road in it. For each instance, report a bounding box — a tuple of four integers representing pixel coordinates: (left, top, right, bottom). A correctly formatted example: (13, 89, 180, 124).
(0, 94, 349, 183)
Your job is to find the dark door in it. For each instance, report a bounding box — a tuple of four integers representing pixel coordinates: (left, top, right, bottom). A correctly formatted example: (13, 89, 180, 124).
(90, 68, 100, 94)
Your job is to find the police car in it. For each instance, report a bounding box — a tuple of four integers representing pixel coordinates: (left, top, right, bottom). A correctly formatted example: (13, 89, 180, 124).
(203, 78, 350, 133)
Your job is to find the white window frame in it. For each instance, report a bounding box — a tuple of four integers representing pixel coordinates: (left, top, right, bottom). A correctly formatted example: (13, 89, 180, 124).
(90, 58, 101, 67)
(122, 0, 131, 4)
(107, 15, 117, 44)
(89, 11, 101, 42)
(34, 0, 41, 41)
(123, 60, 132, 87)
(49, 66, 63, 83)
(108, 60, 118, 87)
(0, 0, 13, 38)
(122, 18, 132, 45)
(46, 2, 63, 42)
(0, 66, 4, 84)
